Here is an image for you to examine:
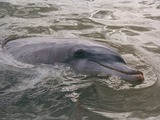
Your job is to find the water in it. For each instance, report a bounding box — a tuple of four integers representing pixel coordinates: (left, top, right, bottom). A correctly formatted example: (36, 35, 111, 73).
(0, 0, 160, 119)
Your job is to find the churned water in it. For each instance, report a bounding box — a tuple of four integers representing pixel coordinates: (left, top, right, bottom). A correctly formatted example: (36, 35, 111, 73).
(0, 0, 160, 120)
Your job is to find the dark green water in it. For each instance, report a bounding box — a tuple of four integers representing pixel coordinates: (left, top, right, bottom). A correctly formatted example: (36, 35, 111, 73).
(0, 0, 160, 119)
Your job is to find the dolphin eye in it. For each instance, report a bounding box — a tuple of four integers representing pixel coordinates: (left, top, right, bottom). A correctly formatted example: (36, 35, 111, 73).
(74, 49, 86, 58)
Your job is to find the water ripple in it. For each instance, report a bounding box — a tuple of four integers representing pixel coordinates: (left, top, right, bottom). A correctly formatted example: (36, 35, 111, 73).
(0, 2, 59, 18)
(92, 10, 118, 20)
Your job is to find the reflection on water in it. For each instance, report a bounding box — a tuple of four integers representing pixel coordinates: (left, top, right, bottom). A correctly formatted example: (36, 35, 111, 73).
(0, 0, 160, 119)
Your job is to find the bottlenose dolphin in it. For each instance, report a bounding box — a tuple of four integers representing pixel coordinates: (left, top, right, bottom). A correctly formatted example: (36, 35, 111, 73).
(3, 37, 144, 82)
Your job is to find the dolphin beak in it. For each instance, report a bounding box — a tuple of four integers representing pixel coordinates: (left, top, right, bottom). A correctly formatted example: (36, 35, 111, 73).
(72, 59, 144, 83)
(94, 61, 144, 82)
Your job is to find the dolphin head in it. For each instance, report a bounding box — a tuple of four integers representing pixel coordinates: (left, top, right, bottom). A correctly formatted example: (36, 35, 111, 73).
(67, 45, 144, 83)
(3, 37, 144, 83)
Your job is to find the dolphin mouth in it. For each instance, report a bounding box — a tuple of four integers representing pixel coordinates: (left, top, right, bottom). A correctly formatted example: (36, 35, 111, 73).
(90, 60, 144, 82)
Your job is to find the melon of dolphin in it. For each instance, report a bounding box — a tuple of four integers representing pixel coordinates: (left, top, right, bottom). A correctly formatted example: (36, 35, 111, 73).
(3, 37, 144, 82)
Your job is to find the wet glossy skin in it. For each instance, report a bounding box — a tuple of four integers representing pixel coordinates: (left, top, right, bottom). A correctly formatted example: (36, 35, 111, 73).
(3, 37, 144, 82)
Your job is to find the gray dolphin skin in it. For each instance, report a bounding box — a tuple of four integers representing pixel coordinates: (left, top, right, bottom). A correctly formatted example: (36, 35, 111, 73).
(3, 37, 144, 82)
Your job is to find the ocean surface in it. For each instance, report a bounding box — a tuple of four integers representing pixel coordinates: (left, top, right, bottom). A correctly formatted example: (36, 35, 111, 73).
(0, 0, 160, 119)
